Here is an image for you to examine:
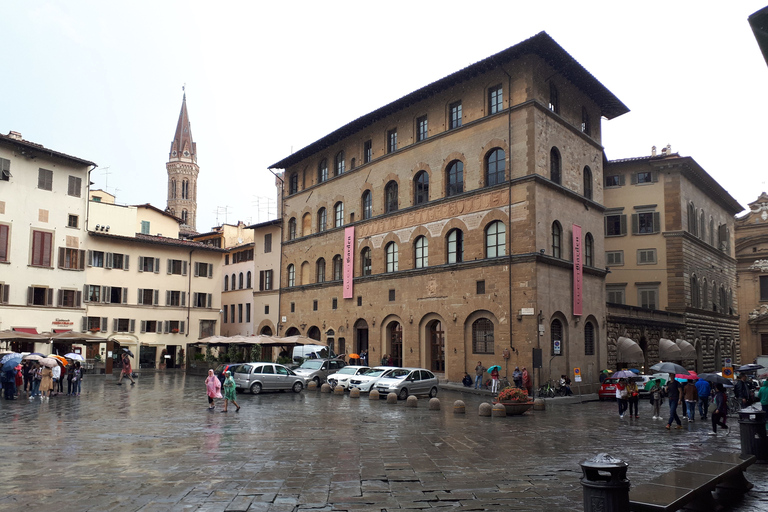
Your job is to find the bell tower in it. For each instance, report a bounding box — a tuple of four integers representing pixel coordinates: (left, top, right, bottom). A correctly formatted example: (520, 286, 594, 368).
(166, 91, 199, 236)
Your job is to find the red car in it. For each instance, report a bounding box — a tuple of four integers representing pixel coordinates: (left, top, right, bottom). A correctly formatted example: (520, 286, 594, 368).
(598, 378, 620, 400)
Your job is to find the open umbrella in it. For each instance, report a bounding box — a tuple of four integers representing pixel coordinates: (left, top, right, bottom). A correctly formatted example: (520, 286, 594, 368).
(1, 353, 22, 372)
(650, 362, 689, 375)
(601, 369, 612, 374)
(737, 363, 764, 372)
(22, 354, 44, 362)
(611, 370, 637, 379)
(47, 354, 68, 366)
(121, 348, 134, 358)
(698, 373, 734, 387)
(64, 353, 85, 361)
(644, 377, 667, 391)
(348, 353, 360, 359)
(628, 368, 641, 374)
(487, 365, 502, 373)
(39, 357, 59, 368)
(675, 372, 698, 382)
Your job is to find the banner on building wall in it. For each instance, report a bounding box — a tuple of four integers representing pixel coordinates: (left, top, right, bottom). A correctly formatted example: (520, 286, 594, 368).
(572, 224, 583, 316)
(343, 226, 355, 299)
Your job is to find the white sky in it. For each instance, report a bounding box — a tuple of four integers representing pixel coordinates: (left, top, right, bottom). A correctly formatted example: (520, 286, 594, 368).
(3, 1, 767, 231)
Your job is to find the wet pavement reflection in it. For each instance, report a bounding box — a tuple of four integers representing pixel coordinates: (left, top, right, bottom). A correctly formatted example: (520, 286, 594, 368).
(0, 372, 765, 511)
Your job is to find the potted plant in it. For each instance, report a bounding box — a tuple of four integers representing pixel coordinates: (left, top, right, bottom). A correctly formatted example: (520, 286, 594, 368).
(171, 328, 179, 333)
(494, 386, 534, 415)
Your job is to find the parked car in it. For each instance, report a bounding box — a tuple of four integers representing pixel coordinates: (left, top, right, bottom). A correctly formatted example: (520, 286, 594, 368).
(598, 378, 619, 400)
(293, 358, 346, 385)
(348, 366, 399, 392)
(374, 367, 439, 400)
(327, 366, 370, 389)
(214, 363, 243, 385)
(232, 362, 304, 394)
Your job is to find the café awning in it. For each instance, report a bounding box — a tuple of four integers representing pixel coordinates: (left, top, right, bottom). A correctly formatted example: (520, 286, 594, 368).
(659, 338, 682, 360)
(675, 339, 697, 359)
(616, 336, 644, 362)
(13, 327, 38, 334)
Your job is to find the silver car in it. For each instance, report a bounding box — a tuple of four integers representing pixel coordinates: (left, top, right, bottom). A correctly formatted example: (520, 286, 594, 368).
(293, 358, 346, 386)
(327, 366, 370, 390)
(233, 363, 304, 394)
(374, 368, 439, 400)
(348, 366, 398, 392)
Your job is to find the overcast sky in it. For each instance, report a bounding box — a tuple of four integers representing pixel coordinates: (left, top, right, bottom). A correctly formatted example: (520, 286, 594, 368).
(3, 2, 767, 231)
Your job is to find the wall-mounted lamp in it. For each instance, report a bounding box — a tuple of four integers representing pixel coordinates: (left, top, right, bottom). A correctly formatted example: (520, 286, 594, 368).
(517, 312, 523, 321)
(453, 347, 457, 354)
(452, 313, 457, 322)
(539, 249, 545, 254)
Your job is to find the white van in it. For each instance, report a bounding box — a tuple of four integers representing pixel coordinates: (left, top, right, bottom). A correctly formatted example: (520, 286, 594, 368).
(292, 345, 332, 362)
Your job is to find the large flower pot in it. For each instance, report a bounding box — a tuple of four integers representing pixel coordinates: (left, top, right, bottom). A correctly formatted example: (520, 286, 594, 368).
(494, 401, 534, 415)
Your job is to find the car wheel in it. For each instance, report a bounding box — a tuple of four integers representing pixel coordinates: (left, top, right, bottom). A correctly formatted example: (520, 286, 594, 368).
(429, 386, 438, 398)
(292, 381, 303, 393)
(328, 379, 337, 388)
(398, 388, 408, 400)
(313, 377, 320, 386)
(250, 382, 262, 394)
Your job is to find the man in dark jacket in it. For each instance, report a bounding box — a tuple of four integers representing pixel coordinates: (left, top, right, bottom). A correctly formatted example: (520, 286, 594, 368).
(665, 374, 683, 429)
(734, 373, 752, 407)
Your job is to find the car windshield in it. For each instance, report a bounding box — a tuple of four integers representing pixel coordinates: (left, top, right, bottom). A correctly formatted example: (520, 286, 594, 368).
(604, 378, 619, 385)
(386, 369, 410, 379)
(363, 368, 386, 377)
(299, 360, 323, 370)
(336, 367, 358, 375)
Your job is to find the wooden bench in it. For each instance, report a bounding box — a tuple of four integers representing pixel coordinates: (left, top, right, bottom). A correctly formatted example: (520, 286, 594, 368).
(629, 452, 755, 512)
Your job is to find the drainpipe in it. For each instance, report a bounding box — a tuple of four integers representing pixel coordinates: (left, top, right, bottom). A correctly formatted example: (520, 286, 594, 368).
(186, 249, 193, 366)
(500, 65, 515, 380)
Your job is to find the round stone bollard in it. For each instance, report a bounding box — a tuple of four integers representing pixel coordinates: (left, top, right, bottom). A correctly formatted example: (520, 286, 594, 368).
(492, 403, 507, 417)
(478, 402, 492, 417)
(369, 389, 380, 400)
(454, 400, 466, 414)
(429, 398, 441, 411)
(320, 383, 332, 393)
(387, 392, 398, 404)
(333, 385, 345, 395)
(579, 453, 630, 512)
(349, 387, 361, 398)
(406, 395, 418, 408)
(307, 380, 317, 391)
(534, 398, 546, 411)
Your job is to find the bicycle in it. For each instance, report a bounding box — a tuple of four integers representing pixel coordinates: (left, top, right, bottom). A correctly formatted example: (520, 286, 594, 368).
(538, 380, 557, 398)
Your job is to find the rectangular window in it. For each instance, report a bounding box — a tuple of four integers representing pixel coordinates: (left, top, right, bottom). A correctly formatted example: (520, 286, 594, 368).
(264, 233, 272, 253)
(632, 171, 657, 184)
(225, 255, 229, 265)
(195, 293, 211, 308)
(476, 280, 485, 294)
(59, 289, 78, 308)
(332, 298, 337, 310)
(606, 286, 625, 305)
(67, 176, 82, 197)
(110, 253, 127, 270)
(223, 305, 228, 324)
(109, 287, 126, 304)
(313, 300, 318, 311)
(364, 140, 372, 163)
(416, 116, 428, 142)
(387, 129, 397, 153)
(389, 289, 395, 302)
(200, 320, 216, 339)
(28, 286, 53, 306)
(90, 251, 105, 267)
(549, 82, 559, 114)
(290, 302, 295, 313)
(0, 158, 10, 181)
(489, 85, 503, 114)
(38, 168, 53, 191)
(357, 296, 362, 306)
(230, 305, 235, 323)
(449, 101, 462, 129)
(606, 251, 624, 266)
(238, 304, 243, 323)
(760, 276, 768, 301)
(0, 224, 9, 262)
(68, 214, 79, 228)
(246, 303, 251, 323)
(85, 285, 100, 303)
(116, 318, 132, 332)
(140, 257, 157, 273)
(141, 221, 150, 235)
(638, 286, 659, 310)
(168, 259, 186, 275)
(31, 230, 53, 267)
(632, 212, 660, 235)
(605, 214, 627, 237)
(637, 249, 657, 265)
(141, 289, 156, 305)
(167, 290, 183, 306)
(604, 175, 624, 188)
(259, 270, 273, 291)
(195, 262, 213, 278)
(59, 247, 84, 270)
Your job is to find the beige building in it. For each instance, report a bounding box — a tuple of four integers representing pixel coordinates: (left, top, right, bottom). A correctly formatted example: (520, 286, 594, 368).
(250, 219, 281, 338)
(735, 192, 768, 363)
(0, 130, 95, 353)
(604, 147, 743, 372)
(269, 32, 629, 388)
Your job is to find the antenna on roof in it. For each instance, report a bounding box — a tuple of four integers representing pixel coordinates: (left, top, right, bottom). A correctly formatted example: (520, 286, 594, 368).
(213, 205, 231, 226)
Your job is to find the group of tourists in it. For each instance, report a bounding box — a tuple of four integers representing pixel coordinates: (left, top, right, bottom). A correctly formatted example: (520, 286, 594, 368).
(2, 360, 84, 400)
(205, 369, 240, 412)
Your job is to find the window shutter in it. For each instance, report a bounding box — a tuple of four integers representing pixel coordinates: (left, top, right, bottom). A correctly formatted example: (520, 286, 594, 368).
(603, 216, 608, 236)
(163, 320, 169, 334)
(0, 284, 8, 303)
(618, 175, 625, 186)
(154, 289, 159, 306)
(82, 317, 88, 331)
(138, 256, 144, 272)
(630, 173, 637, 185)
(140, 320, 146, 333)
(194, 262, 199, 277)
(207, 293, 212, 308)
(653, 212, 661, 233)
(260, 271, 265, 291)
(208, 263, 213, 279)
(129, 319, 135, 333)
(631, 214, 638, 234)
(180, 321, 185, 334)
(57, 289, 63, 307)
(106, 252, 113, 269)
(154, 258, 160, 274)
(620, 215, 627, 235)
(79, 250, 85, 270)
(193, 292, 198, 307)
(113, 319, 118, 332)
(652, 171, 659, 182)
(58, 247, 65, 269)
(181, 291, 186, 307)
(182, 260, 187, 276)
(83, 285, 89, 302)
(137, 288, 143, 305)
(104, 286, 111, 303)
(87, 250, 93, 267)
(122, 288, 128, 304)
(166, 290, 171, 306)
(124, 255, 129, 270)
(101, 317, 108, 332)
(76, 291, 81, 307)
(167, 259, 172, 274)
(47, 289, 53, 306)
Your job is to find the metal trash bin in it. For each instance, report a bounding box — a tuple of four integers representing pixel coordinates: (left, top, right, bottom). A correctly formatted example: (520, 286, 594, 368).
(580, 453, 630, 512)
(738, 406, 768, 464)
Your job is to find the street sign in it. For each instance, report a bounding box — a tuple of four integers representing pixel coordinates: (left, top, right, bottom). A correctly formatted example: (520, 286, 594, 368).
(553, 340, 561, 355)
(722, 367, 734, 379)
(724, 357, 732, 367)
(574, 367, 582, 382)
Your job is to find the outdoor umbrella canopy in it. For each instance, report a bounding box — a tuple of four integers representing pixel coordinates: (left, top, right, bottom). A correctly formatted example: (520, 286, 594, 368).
(39, 357, 59, 368)
(737, 363, 764, 372)
(698, 373, 734, 387)
(1, 353, 22, 371)
(487, 365, 502, 373)
(611, 370, 638, 379)
(64, 353, 85, 361)
(650, 362, 689, 374)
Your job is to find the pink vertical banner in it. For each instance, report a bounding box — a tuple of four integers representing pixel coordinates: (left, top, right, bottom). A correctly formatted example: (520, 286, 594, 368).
(572, 224, 583, 316)
(343, 226, 355, 299)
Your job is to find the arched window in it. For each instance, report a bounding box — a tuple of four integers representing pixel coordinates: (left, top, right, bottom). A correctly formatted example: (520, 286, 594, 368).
(447, 160, 464, 196)
(584, 233, 594, 266)
(316, 258, 326, 283)
(552, 221, 562, 258)
(361, 247, 372, 276)
(701, 278, 708, 308)
(711, 282, 718, 312)
(583, 166, 593, 200)
(238, 272, 244, 289)
(170, 179, 176, 199)
(288, 218, 297, 240)
(700, 210, 706, 240)
(317, 207, 327, 232)
(551, 319, 563, 356)
(332, 255, 342, 280)
(447, 229, 464, 264)
(224, 275, 229, 291)
(485, 221, 506, 258)
(362, 191, 372, 220)
(246, 271, 252, 289)
(334, 202, 344, 228)
(182, 179, 189, 199)
(719, 286, 727, 313)
(709, 218, 714, 246)
(485, 148, 505, 187)
(550, 148, 561, 185)
(687, 203, 697, 235)
(414, 236, 428, 269)
(289, 173, 299, 195)
(231, 273, 236, 288)
(584, 321, 595, 356)
(287, 264, 295, 287)
(472, 318, 494, 354)
(334, 151, 345, 176)
(318, 159, 328, 183)
(414, 171, 429, 204)
(385, 181, 398, 213)
(181, 210, 188, 224)
(691, 275, 700, 308)
(385, 242, 398, 272)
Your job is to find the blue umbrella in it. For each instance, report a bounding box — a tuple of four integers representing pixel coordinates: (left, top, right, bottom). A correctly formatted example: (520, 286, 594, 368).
(487, 365, 502, 373)
(1, 353, 22, 372)
(628, 368, 641, 374)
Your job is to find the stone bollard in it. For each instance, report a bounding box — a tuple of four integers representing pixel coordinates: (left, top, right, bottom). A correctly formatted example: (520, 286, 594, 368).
(349, 387, 360, 398)
(320, 383, 332, 393)
(579, 454, 630, 512)
(387, 392, 398, 404)
(479, 402, 492, 417)
(454, 400, 466, 414)
(369, 389, 380, 400)
(307, 380, 318, 391)
(534, 398, 546, 411)
(334, 385, 345, 395)
(429, 398, 440, 411)
(492, 403, 507, 417)
(406, 395, 418, 408)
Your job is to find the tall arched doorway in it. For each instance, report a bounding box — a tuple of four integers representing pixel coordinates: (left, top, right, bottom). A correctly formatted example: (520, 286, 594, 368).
(387, 321, 402, 367)
(285, 327, 300, 336)
(428, 320, 445, 372)
(307, 326, 321, 341)
(260, 326, 273, 336)
(355, 319, 369, 359)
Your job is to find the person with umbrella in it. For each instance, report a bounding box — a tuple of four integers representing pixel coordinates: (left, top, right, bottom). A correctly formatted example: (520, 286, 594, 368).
(734, 373, 752, 407)
(39, 362, 53, 400)
(116, 349, 136, 386)
(489, 365, 501, 393)
(683, 379, 698, 422)
(709, 383, 729, 436)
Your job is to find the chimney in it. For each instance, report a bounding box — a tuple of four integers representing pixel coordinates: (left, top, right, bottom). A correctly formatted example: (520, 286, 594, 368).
(661, 146, 667, 156)
(8, 131, 22, 140)
(666, 143, 672, 154)
(651, 146, 657, 156)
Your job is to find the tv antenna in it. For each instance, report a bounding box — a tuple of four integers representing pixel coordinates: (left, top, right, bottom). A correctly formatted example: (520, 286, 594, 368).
(213, 206, 231, 226)
(253, 196, 277, 222)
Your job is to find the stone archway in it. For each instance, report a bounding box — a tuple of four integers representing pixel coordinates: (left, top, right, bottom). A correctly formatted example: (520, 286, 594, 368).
(386, 321, 403, 367)
(428, 320, 445, 372)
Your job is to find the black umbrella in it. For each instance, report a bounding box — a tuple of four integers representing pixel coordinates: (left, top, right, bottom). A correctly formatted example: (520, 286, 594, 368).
(736, 363, 764, 372)
(697, 373, 734, 387)
(121, 348, 134, 358)
(649, 362, 689, 375)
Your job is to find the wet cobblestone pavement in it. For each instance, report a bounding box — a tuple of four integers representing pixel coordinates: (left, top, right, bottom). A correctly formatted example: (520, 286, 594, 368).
(0, 372, 766, 512)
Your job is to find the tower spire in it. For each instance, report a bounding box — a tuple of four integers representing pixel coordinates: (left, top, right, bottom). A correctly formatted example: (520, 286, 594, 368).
(166, 90, 199, 236)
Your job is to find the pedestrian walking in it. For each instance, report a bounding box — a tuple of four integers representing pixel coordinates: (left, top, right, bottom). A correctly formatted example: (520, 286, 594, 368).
(221, 371, 240, 413)
(381, 354, 389, 366)
(71, 362, 82, 395)
(14, 365, 23, 398)
(474, 361, 485, 389)
(626, 378, 639, 417)
(616, 378, 628, 418)
(57, 364, 66, 395)
(39, 365, 53, 400)
(758, 379, 768, 413)
(22, 361, 32, 396)
(66, 363, 74, 395)
(695, 377, 711, 420)
(31, 363, 42, 397)
(512, 367, 522, 388)
(51, 363, 61, 396)
(490, 366, 500, 393)
(709, 383, 729, 435)
(2, 368, 16, 400)
(683, 379, 698, 421)
(522, 367, 532, 396)
(205, 369, 222, 409)
(734, 373, 752, 407)
(116, 352, 136, 385)
(665, 374, 683, 429)
(649, 379, 663, 419)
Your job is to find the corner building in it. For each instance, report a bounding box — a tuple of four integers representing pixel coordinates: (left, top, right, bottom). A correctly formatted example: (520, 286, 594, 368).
(270, 33, 628, 387)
